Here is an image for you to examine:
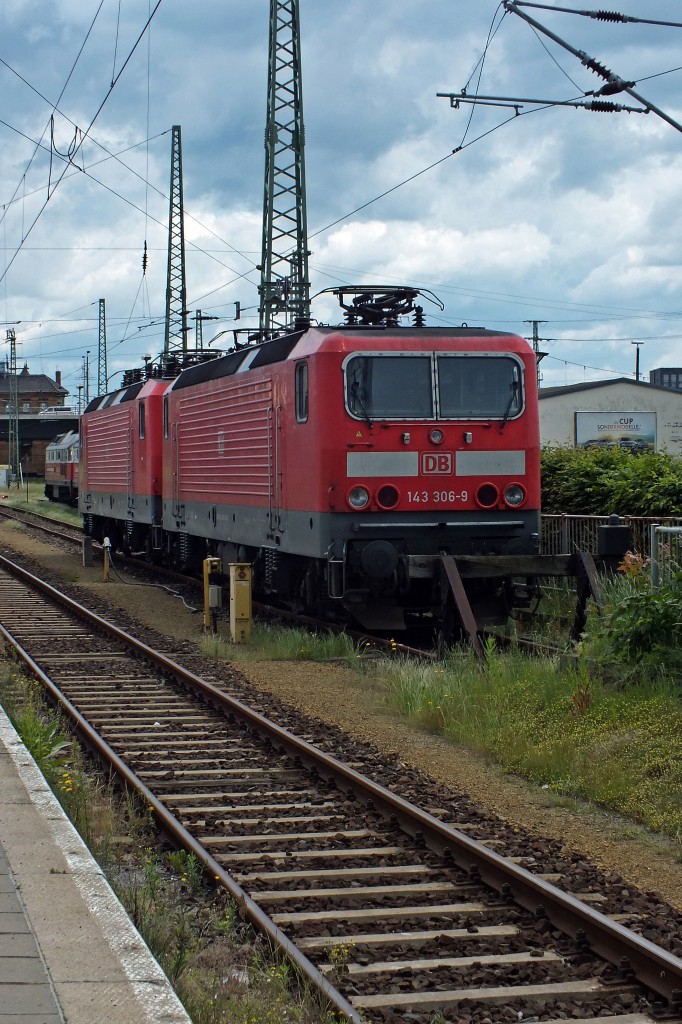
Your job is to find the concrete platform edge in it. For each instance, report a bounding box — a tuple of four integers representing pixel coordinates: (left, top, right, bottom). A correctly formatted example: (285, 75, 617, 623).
(0, 705, 192, 1023)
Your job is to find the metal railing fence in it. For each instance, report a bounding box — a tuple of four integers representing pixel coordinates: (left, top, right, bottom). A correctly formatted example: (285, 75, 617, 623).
(541, 514, 682, 559)
(649, 525, 682, 587)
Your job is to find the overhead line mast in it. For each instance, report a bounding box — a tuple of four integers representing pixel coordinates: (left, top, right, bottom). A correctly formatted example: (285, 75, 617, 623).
(163, 125, 188, 359)
(97, 298, 107, 396)
(259, 0, 310, 338)
(6, 329, 19, 483)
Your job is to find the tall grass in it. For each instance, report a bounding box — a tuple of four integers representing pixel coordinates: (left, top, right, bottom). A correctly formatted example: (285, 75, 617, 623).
(197, 605, 682, 843)
(379, 643, 682, 842)
(1, 478, 81, 526)
(201, 623, 358, 665)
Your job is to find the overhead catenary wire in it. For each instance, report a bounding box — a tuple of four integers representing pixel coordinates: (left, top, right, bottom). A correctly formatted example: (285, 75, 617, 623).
(0, 121, 260, 302)
(4, 6, 679, 338)
(6, 4, 682, 387)
(509, 3, 682, 29)
(0, 0, 105, 234)
(0, 115, 261, 281)
(503, 1, 682, 134)
(0, 0, 165, 288)
(457, 2, 508, 149)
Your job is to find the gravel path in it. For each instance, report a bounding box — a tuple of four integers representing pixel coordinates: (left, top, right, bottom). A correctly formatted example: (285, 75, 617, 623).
(2, 518, 681, 912)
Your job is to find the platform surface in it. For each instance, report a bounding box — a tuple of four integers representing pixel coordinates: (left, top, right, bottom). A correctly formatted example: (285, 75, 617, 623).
(0, 706, 191, 1024)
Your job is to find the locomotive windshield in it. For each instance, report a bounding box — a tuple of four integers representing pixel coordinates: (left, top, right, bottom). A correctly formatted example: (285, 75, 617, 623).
(345, 353, 523, 421)
(346, 355, 433, 419)
(437, 355, 521, 419)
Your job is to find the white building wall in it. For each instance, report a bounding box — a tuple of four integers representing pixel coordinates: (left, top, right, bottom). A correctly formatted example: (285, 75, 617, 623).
(539, 382, 682, 457)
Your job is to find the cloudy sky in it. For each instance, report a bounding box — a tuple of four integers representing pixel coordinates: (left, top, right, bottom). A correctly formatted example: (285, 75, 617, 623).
(1, 0, 682, 402)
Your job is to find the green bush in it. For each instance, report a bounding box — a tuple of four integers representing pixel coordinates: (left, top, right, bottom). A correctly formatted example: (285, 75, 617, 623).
(541, 445, 682, 516)
(581, 564, 682, 677)
(601, 576, 682, 662)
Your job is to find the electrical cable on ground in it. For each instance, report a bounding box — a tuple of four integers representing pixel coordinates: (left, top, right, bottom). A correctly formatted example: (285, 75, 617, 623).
(107, 551, 199, 613)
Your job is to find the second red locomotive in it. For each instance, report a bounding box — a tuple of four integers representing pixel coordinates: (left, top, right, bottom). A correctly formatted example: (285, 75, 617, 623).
(45, 430, 80, 506)
(80, 288, 540, 632)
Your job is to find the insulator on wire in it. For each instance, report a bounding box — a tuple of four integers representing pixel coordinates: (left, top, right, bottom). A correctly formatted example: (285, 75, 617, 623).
(142, 240, 148, 275)
(592, 10, 630, 23)
(585, 101, 620, 113)
(581, 56, 611, 80)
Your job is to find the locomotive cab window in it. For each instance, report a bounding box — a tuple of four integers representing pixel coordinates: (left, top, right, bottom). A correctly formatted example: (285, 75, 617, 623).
(163, 396, 169, 438)
(295, 361, 308, 422)
(344, 351, 524, 422)
(437, 356, 522, 420)
(139, 402, 145, 439)
(346, 354, 433, 420)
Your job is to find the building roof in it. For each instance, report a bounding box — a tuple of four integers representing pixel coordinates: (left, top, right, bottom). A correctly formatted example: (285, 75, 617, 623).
(0, 366, 67, 398)
(538, 377, 682, 400)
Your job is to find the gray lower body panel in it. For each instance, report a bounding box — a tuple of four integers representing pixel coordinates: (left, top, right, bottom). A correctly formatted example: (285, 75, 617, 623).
(80, 491, 161, 526)
(162, 499, 540, 559)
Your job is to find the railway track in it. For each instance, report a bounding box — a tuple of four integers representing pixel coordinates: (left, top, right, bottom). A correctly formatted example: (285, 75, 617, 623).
(0, 503, 83, 545)
(0, 504, 436, 658)
(0, 503, 564, 659)
(0, 552, 681, 1023)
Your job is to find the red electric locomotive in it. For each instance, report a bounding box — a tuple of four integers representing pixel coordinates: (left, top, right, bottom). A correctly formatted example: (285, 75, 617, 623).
(44, 430, 80, 506)
(79, 287, 540, 632)
(79, 374, 167, 558)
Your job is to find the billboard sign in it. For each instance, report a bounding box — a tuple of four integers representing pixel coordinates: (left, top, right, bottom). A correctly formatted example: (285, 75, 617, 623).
(575, 411, 656, 452)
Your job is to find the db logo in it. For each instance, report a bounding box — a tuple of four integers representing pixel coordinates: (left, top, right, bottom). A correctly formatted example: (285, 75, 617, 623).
(420, 452, 454, 475)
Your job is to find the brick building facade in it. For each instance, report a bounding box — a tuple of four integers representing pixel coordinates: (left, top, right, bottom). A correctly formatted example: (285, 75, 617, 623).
(0, 365, 77, 475)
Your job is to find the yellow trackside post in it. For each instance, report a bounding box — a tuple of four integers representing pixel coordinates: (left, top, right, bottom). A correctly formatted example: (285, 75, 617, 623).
(203, 556, 223, 633)
(229, 563, 252, 644)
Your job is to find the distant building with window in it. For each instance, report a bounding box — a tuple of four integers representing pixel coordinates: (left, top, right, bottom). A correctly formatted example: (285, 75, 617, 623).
(0, 364, 76, 474)
(649, 367, 682, 391)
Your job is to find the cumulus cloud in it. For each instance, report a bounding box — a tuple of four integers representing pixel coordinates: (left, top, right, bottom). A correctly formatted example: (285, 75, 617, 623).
(0, 0, 680, 391)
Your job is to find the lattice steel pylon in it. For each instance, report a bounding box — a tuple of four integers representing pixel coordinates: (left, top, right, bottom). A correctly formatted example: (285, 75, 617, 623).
(97, 298, 108, 395)
(164, 125, 188, 357)
(6, 329, 19, 480)
(259, 0, 310, 338)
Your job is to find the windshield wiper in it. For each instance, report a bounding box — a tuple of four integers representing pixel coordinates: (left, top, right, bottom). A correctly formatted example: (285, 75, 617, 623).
(499, 380, 519, 432)
(351, 382, 373, 427)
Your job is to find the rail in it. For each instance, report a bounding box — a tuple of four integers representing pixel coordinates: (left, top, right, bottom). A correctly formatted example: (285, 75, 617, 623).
(1, 552, 682, 1018)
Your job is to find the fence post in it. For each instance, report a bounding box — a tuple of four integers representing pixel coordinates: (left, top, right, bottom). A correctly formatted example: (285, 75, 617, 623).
(560, 514, 568, 554)
(650, 524, 660, 588)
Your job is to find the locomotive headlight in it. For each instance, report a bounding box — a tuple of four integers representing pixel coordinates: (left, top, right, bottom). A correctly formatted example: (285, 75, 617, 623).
(347, 485, 370, 510)
(504, 483, 526, 507)
(429, 428, 444, 445)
